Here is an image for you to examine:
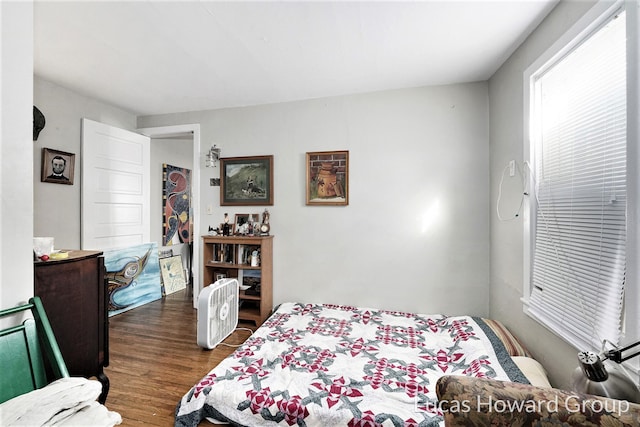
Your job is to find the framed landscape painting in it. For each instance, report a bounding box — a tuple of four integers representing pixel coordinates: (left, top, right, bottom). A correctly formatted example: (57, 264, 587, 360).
(220, 155, 273, 206)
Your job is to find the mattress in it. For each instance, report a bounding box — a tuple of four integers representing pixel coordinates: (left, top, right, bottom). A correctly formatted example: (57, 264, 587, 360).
(175, 302, 536, 427)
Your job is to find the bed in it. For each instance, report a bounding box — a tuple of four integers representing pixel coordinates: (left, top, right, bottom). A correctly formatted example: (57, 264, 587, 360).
(175, 302, 545, 427)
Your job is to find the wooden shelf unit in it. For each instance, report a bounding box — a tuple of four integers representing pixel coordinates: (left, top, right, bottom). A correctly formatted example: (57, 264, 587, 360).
(202, 235, 273, 326)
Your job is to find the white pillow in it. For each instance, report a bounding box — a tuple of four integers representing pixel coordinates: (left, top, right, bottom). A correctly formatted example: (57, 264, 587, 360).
(512, 356, 552, 388)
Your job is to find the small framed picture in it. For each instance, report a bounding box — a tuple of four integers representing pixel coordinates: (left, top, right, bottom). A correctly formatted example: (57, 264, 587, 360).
(306, 150, 349, 205)
(234, 213, 260, 234)
(234, 214, 250, 234)
(41, 148, 75, 185)
(216, 273, 227, 281)
(159, 255, 187, 295)
(220, 155, 274, 206)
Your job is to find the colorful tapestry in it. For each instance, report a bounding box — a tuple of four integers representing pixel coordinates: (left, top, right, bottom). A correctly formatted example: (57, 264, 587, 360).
(163, 164, 192, 245)
(104, 242, 162, 317)
(175, 303, 529, 427)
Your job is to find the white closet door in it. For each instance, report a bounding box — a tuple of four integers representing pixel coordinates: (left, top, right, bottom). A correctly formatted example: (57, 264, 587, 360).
(81, 118, 150, 250)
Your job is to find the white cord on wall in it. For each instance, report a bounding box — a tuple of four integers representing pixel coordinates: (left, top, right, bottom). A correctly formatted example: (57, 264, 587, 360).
(496, 160, 526, 221)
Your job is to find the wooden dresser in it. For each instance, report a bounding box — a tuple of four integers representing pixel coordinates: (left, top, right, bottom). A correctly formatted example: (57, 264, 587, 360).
(34, 250, 109, 403)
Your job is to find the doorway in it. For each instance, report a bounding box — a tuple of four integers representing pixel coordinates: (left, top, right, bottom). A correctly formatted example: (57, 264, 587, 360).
(138, 124, 201, 309)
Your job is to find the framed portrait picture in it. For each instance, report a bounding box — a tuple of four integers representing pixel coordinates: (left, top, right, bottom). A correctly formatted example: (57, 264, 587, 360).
(41, 148, 75, 185)
(306, 150, 349, 206)
(220, 155, 274, 206)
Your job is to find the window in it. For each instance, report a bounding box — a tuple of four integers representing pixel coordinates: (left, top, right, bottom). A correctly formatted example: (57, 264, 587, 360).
(524, 4, 627, 352)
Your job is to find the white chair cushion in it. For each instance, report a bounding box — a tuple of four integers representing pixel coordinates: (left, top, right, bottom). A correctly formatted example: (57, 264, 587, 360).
(0, 377, 121, 426)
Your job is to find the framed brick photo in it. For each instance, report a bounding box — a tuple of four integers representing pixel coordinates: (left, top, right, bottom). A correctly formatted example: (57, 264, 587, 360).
(306, 150, 349, 206)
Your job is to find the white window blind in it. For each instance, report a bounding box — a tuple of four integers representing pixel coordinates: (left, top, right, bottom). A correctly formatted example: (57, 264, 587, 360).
(528, 10, 626, 352)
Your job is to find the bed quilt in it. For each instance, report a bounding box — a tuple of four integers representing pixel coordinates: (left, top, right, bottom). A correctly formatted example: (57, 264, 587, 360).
(175, 302, 528, 427)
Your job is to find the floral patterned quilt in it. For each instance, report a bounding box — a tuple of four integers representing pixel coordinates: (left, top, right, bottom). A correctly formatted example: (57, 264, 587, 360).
(175, 303, 529, 427)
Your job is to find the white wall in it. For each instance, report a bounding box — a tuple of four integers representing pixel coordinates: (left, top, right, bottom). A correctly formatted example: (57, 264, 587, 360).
(32, 79, 198, 283)
(627, 0, 640, 379)
(33, 77, 138, 249)
(0, 2, 35, 313)
(139, 83, 491, 316)
(488, 0, 601, 389)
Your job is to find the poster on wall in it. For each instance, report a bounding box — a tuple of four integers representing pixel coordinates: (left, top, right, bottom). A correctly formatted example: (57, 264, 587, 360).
(104, 242, 162, 317)
(163, 164, 192, 245)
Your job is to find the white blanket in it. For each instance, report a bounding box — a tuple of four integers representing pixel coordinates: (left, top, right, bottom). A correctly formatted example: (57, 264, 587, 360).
(0, 377, 121, 427)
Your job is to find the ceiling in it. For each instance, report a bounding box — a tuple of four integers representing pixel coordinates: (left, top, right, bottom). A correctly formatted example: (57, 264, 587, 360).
(34, 1, 558, 116)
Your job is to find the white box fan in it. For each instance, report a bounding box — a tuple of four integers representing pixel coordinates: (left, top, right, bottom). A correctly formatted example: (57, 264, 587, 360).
(197, 278, 239, 349)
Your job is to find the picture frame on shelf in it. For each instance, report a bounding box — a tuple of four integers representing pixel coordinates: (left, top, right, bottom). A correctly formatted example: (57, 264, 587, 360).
(241, 269, 261, 295)
(234, 214, 250, 234)
(220, 155, 274, 206)
(41, 148, 75, 185)
(306, 150, 349, 206)
(234, 213, 260, 235)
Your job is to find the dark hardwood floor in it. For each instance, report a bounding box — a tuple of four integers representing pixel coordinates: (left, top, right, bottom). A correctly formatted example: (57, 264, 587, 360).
(103, 289, 254, 426)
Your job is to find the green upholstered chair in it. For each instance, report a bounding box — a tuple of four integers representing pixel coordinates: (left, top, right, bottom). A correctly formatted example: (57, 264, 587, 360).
(0, 296, 69, 404)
